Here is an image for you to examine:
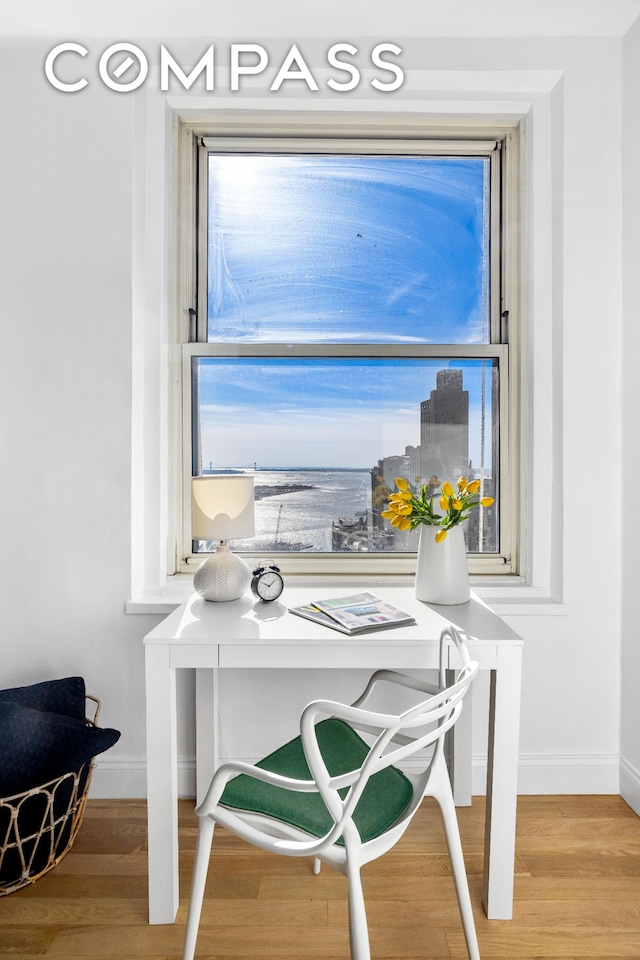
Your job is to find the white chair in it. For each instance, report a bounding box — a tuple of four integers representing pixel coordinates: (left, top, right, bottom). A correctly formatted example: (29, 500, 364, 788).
(183, 625, 480, 960)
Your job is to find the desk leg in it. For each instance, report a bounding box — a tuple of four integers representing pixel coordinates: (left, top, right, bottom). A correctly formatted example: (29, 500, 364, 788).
(447, 669, 473, 806)
(145, 646, 179, 924)
(195, 668, 219, 806)
(483, 645, 522, 920)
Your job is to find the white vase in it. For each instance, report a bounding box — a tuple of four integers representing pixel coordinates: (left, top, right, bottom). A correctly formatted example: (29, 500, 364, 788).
(415, 524, 470, 605)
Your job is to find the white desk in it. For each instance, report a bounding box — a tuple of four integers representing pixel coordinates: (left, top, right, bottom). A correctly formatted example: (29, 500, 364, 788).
(144, 585, 522, 925)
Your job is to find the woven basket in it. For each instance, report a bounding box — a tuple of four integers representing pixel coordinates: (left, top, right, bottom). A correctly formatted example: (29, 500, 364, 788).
(0, 696, 100, 896)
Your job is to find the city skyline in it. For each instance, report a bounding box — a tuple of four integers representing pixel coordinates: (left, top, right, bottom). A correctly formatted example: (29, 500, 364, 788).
(199, 363, 498, 554)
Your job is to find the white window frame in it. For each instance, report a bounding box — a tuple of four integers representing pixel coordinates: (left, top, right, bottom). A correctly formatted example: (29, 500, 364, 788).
(171, 118, 521, 580)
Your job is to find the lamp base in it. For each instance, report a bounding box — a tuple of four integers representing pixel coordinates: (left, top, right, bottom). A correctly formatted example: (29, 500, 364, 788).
(193, 543, 251, 602)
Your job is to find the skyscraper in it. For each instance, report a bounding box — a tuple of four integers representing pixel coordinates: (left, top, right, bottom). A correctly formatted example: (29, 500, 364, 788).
(419, 369, 469, 482)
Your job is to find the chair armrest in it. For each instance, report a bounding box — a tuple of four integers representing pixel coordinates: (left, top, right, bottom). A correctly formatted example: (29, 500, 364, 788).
(196, 758, 322, 817)
(350, 669, 442, 711)
(350, 626, 475, 713)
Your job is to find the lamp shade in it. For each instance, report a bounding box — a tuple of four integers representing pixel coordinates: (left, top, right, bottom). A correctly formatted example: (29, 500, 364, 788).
(192, 475, 255, 541)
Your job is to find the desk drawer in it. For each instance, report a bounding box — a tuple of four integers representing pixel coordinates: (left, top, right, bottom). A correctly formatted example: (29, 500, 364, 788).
(219, 643, 440, 670)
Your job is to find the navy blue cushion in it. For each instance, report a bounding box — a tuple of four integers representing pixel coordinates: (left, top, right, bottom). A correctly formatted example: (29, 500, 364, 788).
(0, 701, 120, 798)
(0, 677, 86, 722)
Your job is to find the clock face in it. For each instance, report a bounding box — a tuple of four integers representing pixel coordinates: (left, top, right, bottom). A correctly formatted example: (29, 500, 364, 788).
(254, 570, 284, 602)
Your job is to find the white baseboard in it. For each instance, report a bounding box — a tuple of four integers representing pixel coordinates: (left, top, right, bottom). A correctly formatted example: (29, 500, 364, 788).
(89, 752, 621, 800)
(90, 756, 196, 799)
(509, 753, 620, 796)
(620, 756, 640, 814)
(409, 753, 618, 796)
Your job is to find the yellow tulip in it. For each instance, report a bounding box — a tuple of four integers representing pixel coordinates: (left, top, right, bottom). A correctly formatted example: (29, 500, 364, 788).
(391, 514, 403, 527)
(480, 497, 495, 507)
(457, 476, 468, 490)
(452, 498, 463, 510)
(381, 509, 396, 520)
(395, 477, 409, 491)
(435, 529, 447, 543)
(439, 496, 449, 511)
(441, 481, 455, 498)
(396, 503, 413, 515)
(397, 517, 412, 531)
(390, 491, 412, 502)
(466, 479, 481, 494)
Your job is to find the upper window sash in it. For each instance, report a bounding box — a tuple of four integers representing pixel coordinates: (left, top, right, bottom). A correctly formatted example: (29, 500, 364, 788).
(194, 138, 503, 347)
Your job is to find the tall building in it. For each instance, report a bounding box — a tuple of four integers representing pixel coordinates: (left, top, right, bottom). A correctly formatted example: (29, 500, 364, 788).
(371, 366, 500, 554)
(419, 369, 469, 483)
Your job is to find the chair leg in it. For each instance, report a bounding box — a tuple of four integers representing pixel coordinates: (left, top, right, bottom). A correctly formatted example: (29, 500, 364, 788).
(183, 816, 216, 960)
(436, 785, 481, 960)
(346, 854, 371, 960)
(313, 857, 321, 875)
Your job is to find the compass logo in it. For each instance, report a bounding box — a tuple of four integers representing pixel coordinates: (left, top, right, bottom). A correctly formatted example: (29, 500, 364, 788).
(44, 42, 405, 94)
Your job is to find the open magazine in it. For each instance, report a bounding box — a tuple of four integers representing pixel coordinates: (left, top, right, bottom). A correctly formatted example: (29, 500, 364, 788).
(289, 591, 416, 635)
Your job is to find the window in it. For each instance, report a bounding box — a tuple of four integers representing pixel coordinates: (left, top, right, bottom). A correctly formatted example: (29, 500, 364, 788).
(177, 129, 517, 577)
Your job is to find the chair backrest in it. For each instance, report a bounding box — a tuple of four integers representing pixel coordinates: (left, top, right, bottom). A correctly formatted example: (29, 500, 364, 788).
(297, 625, 478, 847)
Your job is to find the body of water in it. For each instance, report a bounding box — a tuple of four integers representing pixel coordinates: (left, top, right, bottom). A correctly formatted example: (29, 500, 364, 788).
(236, 469, 372, 553)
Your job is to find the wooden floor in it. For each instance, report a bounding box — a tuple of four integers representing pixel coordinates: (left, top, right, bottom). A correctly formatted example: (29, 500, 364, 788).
(2, 795, 640, 959)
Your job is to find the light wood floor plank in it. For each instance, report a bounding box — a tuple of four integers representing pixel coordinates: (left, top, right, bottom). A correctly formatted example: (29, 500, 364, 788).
(512, 875, 640, 899)
(52, 853, 149, 876)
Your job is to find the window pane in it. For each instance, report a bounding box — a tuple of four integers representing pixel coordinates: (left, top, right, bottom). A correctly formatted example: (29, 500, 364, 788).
(193, 357, 499, 554)
(207, 154, 490, 344)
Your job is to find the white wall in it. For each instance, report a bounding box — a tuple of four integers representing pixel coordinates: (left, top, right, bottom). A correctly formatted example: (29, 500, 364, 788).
(1, 4, 637, 799)
(0, 40, 159, 792)
(621, 16, 640, 812)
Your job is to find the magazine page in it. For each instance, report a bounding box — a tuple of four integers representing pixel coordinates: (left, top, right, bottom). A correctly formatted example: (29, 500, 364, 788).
(288, 603, 351, 634)
(313, 592, 415, 631)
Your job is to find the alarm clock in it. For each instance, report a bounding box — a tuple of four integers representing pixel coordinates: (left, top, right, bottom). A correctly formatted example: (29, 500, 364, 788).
(251, 561, 284, 602)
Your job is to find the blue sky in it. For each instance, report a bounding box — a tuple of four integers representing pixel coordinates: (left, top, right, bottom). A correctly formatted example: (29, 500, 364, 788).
(207, 154, 489, 344)
(197, 358, 495, 470)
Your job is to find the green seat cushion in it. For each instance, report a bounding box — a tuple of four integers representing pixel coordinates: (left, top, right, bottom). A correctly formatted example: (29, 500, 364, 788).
(220, 718, 412, 846)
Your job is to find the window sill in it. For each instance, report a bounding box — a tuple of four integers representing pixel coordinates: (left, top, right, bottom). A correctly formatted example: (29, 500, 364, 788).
(472, 586, 569, 617)
(125, 576, 194, 615)
(126, 574, 568, 617)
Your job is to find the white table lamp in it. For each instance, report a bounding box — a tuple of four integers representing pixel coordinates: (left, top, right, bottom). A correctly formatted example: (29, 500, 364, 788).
(192, 475, 255, 601)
